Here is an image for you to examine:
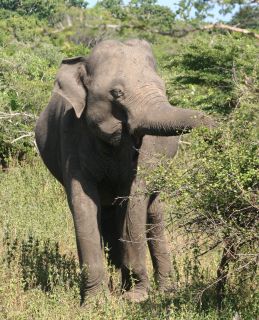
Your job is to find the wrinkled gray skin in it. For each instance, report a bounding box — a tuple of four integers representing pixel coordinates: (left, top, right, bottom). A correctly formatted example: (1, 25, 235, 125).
(35, 39, 213, 303)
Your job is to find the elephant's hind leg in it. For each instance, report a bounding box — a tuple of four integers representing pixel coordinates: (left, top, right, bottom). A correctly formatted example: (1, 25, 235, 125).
(147, 194, 172, 292)
(120, 179, 150, 302)
(101, 205, 121, 269)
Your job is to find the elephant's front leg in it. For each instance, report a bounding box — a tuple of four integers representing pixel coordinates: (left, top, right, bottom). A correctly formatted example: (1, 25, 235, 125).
(65, 173, 106, 304)
(120, 178, 150, 302)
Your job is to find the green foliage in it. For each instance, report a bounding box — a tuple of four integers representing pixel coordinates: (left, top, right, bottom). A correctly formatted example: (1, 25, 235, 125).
(0, 11, 45, 42)
(175, 0, 259, 22)
(164, 104, 258, 233)
(143, 31, 258, 310)
(4, 234, 79, 291)
(231, 5, 259, 29)
(0, 0, 88, 19)
(0, 40, 62, 163)
(162, 34, 259, 115)
(0, 0, 61, 19)
(99, 0, 123, 7)
(128, 0, 176, 32)
(143, 99, 258, 306)
(97, 0, 127, 20)
(67, 0, 88, 8)
(176, 0, 214, 20)
(0, 5, 95, 164)
(98, 0, 175, 32)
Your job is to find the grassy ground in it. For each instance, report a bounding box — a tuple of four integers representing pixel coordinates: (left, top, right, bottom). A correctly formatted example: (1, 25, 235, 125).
(0, 160, 257, 319)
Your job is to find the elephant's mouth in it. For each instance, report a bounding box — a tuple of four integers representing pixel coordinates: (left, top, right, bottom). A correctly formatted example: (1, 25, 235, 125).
(91, 121, 124, 146)
(105, 130, 123, 146)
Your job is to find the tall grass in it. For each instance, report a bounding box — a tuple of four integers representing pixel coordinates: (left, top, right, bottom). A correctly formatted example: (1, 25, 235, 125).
(0, 160, 257, 319)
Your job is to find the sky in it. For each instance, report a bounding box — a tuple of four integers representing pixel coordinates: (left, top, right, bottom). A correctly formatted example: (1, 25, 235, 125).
(86, 0, 237, 22)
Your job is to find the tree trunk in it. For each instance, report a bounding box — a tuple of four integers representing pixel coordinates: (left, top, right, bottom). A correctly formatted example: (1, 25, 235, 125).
(216, 242, 236, 310)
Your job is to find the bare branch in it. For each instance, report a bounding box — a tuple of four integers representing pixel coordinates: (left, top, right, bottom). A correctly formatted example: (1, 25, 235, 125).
(121, 22, 259, 40)
(0, 112, 36, 120)
(202, 23, 259, 39)
(11, 132, 34, 144)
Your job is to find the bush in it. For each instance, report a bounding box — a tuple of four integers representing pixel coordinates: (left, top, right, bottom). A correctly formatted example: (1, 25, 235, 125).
(0, 42, 61, 165)
(143, 32, 259, 307)
(144, 98, 258, 308)
(0, 0, 61, 20)
(162, 34, 259, 115)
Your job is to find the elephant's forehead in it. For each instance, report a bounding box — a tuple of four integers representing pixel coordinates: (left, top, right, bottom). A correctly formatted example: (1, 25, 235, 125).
(89, 44, 155, 75)
(91, 57, 156, 90)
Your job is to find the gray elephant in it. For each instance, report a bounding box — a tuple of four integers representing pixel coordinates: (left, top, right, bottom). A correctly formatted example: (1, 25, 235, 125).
(35, 39, 213, 303)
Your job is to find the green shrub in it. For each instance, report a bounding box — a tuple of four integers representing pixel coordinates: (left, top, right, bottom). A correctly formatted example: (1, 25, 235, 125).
(0, 0, 61, 20)
(144, 102, 258, 306)
(162, 34, 259, 115)
(1, 12, 45, 42)
(0, 43, 61, 164)
(4, 233, 79, 291)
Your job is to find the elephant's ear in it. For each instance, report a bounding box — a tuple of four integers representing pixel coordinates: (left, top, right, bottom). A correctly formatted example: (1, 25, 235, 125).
(54, 56, 88, 118)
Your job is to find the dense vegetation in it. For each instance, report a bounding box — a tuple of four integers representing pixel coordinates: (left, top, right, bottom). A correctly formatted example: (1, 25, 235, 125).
(0, 0, 258, 318)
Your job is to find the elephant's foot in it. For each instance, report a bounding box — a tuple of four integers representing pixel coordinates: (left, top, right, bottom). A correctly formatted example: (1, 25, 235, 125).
(157, 281, 178, 296)
(80, 287, 110, 307)
(122, 287, 149, 303)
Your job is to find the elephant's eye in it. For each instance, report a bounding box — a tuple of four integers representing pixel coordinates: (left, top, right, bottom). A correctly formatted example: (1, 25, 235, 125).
(110, 88, 124, 99)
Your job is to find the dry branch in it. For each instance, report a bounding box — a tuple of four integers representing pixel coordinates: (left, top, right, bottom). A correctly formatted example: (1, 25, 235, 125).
(11, 132, 34, 144)
(0, 112, 36, 120)
(122, 22, 259, 39)
(202, 23, 259, 39)
(48, 19, 259, 40)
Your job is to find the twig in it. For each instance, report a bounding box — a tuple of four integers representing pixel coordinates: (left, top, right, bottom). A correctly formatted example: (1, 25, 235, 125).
(0, 112, 36, 120)
(11, 132, 34, 144)
(196, 240, 222, 257)
(197, 258, 257, 304)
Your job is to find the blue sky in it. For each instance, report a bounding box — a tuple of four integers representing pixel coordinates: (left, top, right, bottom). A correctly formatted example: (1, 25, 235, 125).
(87, 0, 236, 22)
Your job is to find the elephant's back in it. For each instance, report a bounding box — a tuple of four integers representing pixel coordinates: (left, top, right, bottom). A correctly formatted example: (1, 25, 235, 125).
(35, 93, 64, 184)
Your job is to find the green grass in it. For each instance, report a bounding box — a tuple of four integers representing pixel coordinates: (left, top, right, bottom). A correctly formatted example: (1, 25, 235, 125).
(0, 160, 257, 319)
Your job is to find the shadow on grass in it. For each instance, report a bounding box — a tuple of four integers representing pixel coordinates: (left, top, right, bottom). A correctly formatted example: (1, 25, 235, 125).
(136, 284, 219, 318)
(3, 233, 80, 291)
(3, 233, 257, 318)
(137, 279, 257, 320)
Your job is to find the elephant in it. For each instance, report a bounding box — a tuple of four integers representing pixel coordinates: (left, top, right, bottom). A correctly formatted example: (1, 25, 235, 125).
(35, 39, 214, 303)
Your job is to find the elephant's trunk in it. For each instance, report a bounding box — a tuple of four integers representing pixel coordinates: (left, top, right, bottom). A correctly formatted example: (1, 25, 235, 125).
(132, 103, 215, 136)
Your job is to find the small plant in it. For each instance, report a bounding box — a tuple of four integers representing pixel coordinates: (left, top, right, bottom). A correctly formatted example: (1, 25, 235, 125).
(3, 232, 80, 291)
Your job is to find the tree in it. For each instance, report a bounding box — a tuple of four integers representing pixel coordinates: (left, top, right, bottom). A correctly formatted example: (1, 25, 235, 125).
(175, 0, 259, 25)
(0, 0, 60, 19)
(128, 0, 176, 31)
(98, 0, 126, 19)
(0, 0, 89, 18)
(67, 0, 88, 8)
(231, 5, 259, 28)
(98, 0, 123, 8)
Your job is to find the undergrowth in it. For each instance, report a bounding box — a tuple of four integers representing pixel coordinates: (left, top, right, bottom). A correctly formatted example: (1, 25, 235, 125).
(0, 161, 257, 319)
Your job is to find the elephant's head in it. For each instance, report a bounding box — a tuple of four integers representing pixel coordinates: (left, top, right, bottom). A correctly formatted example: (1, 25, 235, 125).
(54, 39, 214, 145)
